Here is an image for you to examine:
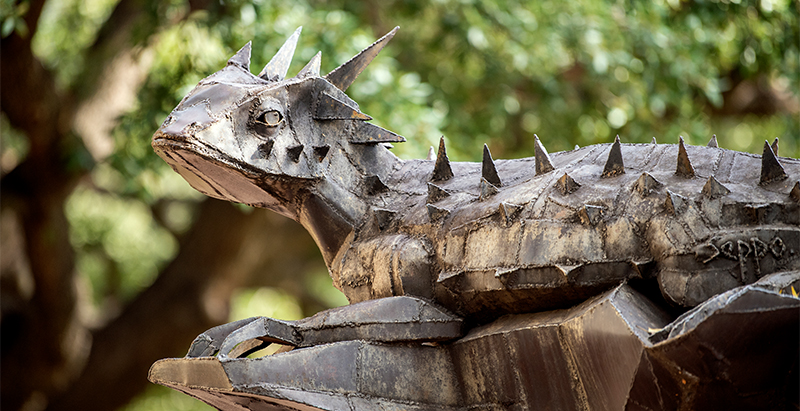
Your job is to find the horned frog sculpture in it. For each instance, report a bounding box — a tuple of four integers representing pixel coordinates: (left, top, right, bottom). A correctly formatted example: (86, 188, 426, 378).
(149, 28, 800, 410)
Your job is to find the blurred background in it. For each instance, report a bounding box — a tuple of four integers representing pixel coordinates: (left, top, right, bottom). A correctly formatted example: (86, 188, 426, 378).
(1, 0, 797, 409)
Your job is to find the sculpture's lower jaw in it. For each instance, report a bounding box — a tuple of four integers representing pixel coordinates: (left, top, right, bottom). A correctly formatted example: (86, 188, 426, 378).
(149, 272, 800, 411)
(152, 140, 290, 213)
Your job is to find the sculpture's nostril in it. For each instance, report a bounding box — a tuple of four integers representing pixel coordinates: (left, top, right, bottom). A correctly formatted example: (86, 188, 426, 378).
(158, 104, 214, 138)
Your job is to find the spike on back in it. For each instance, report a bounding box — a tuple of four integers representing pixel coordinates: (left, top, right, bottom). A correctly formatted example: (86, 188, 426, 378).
(760, 140, 788, 185)
(634, 172, 663, 197)
(578, 205, 604, 226)
(533, 135, 555, 175)
(259, 27, 302, 81)
(651, 137, 657, 144)
(373, 208, 396, 230)
(296, 51, 322, 79)
(427, 204, 450, 221)
(707, 134, 718, 148)
(365, 175, 388, 195)
(326, 27, 399, 92)
(555, 173, 580, 195)
(790, 181, 800, 202)
(771, 138, 779, 156)
(431, 137, 454, 182)
(664, 190, 688, 215)
(498, 202, 522, 225)
(601, 135, 624, 178)
(479, 178, 499, 200)
(426, 146, 436, 161)
(701, 176, 730, 199)
(227, 42, 252, 70)
(676, 136, 695, 178)
(427, 182, 450, 203)
(482, 144, 502, 187)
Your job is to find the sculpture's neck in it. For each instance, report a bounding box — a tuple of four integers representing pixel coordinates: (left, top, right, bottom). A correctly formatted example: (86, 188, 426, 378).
(296, 179, 366, 265)
(295, 145, 402, 265)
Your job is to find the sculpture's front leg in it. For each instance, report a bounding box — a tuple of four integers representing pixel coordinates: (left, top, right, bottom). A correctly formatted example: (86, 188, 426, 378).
(187, 296, 464, 360)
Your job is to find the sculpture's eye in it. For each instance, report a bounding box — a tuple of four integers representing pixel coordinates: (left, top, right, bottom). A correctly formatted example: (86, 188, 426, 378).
(256, 110, 283, 127)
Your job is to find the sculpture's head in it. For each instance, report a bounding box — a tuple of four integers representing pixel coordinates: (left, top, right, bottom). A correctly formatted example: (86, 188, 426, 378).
(152, 27, 403, 217)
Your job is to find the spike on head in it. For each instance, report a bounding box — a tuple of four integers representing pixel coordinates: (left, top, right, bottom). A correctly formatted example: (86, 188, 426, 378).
(533, 134, 555, 175)
(701, 175, 730, 199)
(651, 136, 657, 144)
(259, 27, 302, 81)
(296, 51, 322, 79)
(287, 145, 304, 162)
(314, 92, 372, 120)
(349, 122, 404, 144)
(313, 145, 330, 162)
(482, 144, 502, 187)
(257, 140, 275, 158)
(431, 137, 454, 182)
(676, 136, 695, 178)
(326, 26, 399, 92)
(227, 42, 252, 70)
(707, 134, 718, 148)
(601, 135, 624, 178)
(760, 140, 788, 185)
(771, 137, 779, 156)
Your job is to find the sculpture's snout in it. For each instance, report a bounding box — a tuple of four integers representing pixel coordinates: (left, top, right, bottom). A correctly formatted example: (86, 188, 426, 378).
(154, 102, 216, 144)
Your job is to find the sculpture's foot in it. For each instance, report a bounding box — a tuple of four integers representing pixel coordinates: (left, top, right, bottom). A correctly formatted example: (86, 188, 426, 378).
(187, 296, 463, 359)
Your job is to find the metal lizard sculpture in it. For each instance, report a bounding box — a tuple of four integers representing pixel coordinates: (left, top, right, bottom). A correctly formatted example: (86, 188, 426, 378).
(149, 28, 800, 410)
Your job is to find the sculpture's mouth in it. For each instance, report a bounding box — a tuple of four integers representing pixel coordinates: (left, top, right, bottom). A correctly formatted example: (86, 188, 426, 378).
(152, 134, 283, 209)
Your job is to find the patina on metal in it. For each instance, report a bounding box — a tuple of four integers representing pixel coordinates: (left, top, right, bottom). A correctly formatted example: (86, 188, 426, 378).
(149, 27, 800, 410)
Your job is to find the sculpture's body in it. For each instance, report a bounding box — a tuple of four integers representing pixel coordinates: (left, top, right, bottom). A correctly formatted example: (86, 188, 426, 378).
(149, 28, 800, 410)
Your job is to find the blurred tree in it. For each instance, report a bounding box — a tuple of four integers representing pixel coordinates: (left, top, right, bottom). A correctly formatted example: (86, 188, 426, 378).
(1, 0, 797, 410)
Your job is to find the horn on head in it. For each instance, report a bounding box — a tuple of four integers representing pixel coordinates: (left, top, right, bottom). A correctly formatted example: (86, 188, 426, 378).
(326, 26, 399, 91)
(227, 42, 252, 70)
(259, 27, 303, 81)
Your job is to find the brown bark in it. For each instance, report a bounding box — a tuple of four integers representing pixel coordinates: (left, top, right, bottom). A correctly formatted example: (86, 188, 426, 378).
(0, 0, 87, 408)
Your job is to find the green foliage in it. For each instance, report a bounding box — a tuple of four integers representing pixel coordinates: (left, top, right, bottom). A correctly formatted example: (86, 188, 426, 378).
(353, 0, 798, 159)
(65, 183, 179, 307)
(32, 0, 118, 87)
(124, 385, 213, 411)
(1, 0, 30, 38)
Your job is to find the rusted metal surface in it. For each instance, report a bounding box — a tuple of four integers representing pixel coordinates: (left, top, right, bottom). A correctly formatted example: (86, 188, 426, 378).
(149, 28, 800, 409)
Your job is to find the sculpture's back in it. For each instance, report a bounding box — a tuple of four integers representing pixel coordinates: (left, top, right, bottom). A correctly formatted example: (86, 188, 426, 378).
(149, 28, 800, 410)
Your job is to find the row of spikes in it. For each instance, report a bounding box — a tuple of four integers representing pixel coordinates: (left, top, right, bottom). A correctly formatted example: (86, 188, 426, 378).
(426, 135, 799, 205)
(226, 26, 399, 92)
(229, 27, 405, 145)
